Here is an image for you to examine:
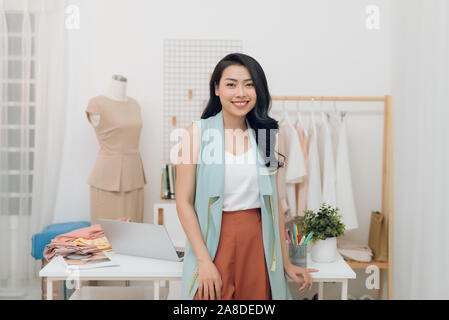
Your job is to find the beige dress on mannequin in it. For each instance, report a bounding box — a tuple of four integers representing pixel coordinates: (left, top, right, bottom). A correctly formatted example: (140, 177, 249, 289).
(85, 95, 146, 224)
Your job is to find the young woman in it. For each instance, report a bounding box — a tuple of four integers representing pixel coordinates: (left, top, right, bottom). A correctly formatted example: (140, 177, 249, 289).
(176, 53, 318, 300)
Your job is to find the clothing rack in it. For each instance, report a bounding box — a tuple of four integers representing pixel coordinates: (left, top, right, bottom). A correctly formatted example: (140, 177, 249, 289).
(271, 95, 393, 300)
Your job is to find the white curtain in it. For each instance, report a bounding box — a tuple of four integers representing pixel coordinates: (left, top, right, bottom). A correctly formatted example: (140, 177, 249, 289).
(0, 0, 67, 297)
(392, 0, 449, 299)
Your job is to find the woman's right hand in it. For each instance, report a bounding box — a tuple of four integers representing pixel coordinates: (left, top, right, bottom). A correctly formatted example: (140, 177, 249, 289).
(197, 260, 222, 300)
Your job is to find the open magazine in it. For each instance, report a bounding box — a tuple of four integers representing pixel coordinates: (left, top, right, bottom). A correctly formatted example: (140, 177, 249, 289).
(60, 251, 119, 270)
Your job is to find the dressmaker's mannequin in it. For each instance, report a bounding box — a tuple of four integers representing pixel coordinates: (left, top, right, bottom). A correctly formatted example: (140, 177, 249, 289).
(85, 75, 146, 224)
(89, 75, 129, 127)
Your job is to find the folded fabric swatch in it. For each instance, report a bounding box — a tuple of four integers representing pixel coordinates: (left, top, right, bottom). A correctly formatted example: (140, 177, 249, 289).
(51, 218, 131, 243)
(51, 224, 105, 243)
(44, 243, 99, 261)
(72, 236, 112, 251)
(337, 238, 373, 262)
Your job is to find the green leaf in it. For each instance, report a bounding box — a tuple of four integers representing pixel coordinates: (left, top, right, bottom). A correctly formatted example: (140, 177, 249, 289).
(299, 202, 345, 241)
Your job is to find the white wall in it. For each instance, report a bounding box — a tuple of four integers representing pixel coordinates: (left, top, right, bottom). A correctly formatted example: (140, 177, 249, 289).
(53, 0, 391, 298)
(391, 0, 449, 299)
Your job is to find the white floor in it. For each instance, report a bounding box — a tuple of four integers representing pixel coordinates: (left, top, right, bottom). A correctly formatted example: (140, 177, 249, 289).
(0, 278, 41, 300)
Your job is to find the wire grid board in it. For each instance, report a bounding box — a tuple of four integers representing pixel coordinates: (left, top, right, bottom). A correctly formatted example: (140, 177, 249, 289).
(163, 39, 243, 163)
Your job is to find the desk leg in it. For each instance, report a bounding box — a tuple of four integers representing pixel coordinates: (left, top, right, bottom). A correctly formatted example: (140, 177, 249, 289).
(154, 280, 160, 300)
(46, 279, 53, 300)
(341, 280, 348, 300)
(318, 282, 323, 300)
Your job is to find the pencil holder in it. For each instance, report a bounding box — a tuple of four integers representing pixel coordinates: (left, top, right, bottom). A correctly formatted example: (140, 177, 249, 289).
(288, 244, 307, 268)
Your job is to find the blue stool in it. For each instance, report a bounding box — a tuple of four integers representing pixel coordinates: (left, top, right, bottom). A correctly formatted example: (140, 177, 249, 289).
(31, 221, 91, 260)
(32, 221, 91, 299)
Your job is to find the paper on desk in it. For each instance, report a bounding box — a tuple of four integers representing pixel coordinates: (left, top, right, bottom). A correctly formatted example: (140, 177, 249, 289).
(60, 251, 120, 270)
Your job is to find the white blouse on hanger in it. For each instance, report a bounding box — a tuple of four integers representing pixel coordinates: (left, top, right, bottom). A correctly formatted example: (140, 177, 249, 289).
(277, 116, 306, 218)
(306, 114, 322, 212)
(321, 113, 337, 207)
(334, 113, 358, 230)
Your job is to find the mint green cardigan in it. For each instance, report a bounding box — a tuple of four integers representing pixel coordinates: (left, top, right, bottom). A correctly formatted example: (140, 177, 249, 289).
(181, 110, 292, 300)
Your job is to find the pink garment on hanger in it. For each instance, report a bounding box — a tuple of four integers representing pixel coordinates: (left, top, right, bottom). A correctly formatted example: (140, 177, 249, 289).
(295, 124, 310, 216)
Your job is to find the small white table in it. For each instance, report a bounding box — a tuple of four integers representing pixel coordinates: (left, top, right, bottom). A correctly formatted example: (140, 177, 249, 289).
(287, 252, 356, 300)
(39, 252, 183, 300)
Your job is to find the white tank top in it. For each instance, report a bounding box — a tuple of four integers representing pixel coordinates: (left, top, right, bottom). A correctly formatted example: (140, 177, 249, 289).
(222, 145, 261, 211)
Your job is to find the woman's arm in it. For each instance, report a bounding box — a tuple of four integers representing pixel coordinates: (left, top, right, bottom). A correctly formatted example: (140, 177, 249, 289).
(274, 130, 318, 292)
(175, 123, 222, 299)
(273, 130, 291, 267)
(276, 169, 291, 267)
(175, 123, 211, 265)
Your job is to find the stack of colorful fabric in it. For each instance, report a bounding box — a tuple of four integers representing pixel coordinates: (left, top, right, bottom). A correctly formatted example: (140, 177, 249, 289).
(43, 218, 131, 261)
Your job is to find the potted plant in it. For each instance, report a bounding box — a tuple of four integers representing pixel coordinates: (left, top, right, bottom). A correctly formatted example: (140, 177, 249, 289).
(301, 203, 346, 263)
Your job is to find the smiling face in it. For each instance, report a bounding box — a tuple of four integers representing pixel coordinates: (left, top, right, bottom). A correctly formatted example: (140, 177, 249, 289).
(214, 64, 257, 121)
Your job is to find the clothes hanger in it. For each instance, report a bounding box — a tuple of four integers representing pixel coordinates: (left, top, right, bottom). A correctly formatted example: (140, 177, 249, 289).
(325, 98, 335, 122)
(296, 99, 308, 137)
(279, 100, 287, 123)
(331, 99, 346, 126)
(332, 99, 341, 120)
(311, 97, 317, 136)
(319, 97, 327, 125)
(282, 100, 294, 128)
(341, 109, 347, 121)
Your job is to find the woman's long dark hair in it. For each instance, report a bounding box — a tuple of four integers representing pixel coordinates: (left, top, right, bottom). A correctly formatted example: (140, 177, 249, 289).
(201, 53, 284, 170)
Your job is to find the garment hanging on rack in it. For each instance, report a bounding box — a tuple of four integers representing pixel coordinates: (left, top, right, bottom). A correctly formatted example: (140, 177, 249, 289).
(275, 105, 357, 225)
(306, 114, 322, 212)
(316, 115, 326, 182)
(333, 113, 358, 230)
(321, 113, 337, 207)
(294, 121, 310, 217)
(277, 116, 306, 219)
(328, 112, 340, 156)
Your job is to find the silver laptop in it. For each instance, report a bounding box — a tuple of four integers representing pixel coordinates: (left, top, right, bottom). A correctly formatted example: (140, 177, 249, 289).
(99, 218, 184, 262)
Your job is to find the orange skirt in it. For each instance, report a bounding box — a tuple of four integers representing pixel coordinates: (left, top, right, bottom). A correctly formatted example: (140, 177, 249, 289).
(194, 207, 271, 300)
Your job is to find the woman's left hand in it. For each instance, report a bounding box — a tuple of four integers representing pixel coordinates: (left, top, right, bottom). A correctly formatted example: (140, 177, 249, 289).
(284, 263, 319, 292)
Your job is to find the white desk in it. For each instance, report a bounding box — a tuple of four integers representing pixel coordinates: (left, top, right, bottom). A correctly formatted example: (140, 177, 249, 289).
(39, 252, 183, 300)
(287, 252, 357, 300)
(40, 251, 355, 300)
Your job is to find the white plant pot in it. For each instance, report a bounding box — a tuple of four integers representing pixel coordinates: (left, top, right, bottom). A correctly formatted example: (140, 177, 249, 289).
(311, 237, 337, 263)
